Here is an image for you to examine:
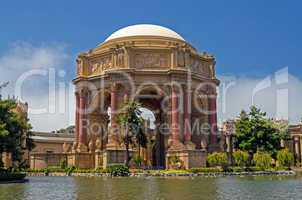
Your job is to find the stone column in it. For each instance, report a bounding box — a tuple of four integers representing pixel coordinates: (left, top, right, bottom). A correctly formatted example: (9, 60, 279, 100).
(171, 47, 178, 68)
(78, 90, 88, 152)
(107, 83, 119, 148)
(208, 94, 218, 144)
(111, 84, 117, 128)
(300, 136, 302, 164)
(75, 92, 80, 144)
(123, 89, 129, 103)
(184, 87, 195, 149)
(169, 86, 183, 149)
(226, 135, 232, 153)
(294, 136, 301, 164)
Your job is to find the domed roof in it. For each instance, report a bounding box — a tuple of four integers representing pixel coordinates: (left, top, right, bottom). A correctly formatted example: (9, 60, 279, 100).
(104, 24, 185, 42)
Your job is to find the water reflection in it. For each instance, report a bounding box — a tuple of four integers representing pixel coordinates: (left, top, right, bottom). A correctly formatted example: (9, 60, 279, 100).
(72, 176, 219, 200)
(0, 175, 301, 200)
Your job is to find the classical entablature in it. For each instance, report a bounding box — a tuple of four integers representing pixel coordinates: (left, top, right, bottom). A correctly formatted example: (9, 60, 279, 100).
(74, 32, 218, 84)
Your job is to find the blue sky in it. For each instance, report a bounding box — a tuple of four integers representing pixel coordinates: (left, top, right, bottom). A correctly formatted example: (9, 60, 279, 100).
(1, 0, 301, 77)
(0, 0, 301, 131)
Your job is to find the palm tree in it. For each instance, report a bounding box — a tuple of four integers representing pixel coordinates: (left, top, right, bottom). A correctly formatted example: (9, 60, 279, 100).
(118, 101, 147, 167)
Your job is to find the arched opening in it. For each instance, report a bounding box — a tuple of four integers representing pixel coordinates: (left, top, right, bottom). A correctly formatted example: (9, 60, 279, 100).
(88, 90, 111, 150)
(135, 87, 166, 168)
(139, 107, 156, 129)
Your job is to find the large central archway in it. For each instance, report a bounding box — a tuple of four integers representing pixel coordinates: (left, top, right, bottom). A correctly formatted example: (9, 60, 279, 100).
(135, 87, 166, 168)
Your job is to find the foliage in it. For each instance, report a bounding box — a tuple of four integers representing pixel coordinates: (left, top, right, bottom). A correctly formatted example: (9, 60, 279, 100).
(118, 101, 147, 167)
(235, 106, 281, 158)
(0, 99, 34, 166)
(188, 167, 224, 173)
(65, 166, 76, 175)
(133, 155, 143, 168)
(253, 151, 272, 169)
(43, 168, 50, 175)
(227, 167, 245, 172)
(277, 148, 294, 168)
(207, 152, 228, 167)
(245, 166, 264, 172)
(60, 160, 67, 169)
(107, 165, 130, 176)
(0, 170, 26, 182)
(169, 155, 184, 169)
(233, 150, 249, 167)
(272, 121, 290, 141)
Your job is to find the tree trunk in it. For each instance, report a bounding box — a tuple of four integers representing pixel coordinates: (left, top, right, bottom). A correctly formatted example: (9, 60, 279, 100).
(125, 127, 130, 167)
(138, 135, 141, 159)
(125, 140, 130, 167)
(0, 152, 3, 168)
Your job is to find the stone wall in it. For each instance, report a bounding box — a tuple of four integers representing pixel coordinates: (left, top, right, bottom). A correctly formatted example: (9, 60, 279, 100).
(30, 153, 67, 169)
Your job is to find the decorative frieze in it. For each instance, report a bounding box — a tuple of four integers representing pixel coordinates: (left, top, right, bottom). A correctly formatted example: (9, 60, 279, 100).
(134, 52, 169, 68)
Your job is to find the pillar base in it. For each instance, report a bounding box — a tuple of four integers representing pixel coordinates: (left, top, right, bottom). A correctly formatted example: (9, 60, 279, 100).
(67, 152, 94, 169)
(77, 143, 88, 153)
(168, 139, 185, 151)
(184, 141, 196, 150)
(103, 149, 135, 169)
(95, 151, 103, 169)
(106, 141, 122, 150)
(166, 149, 207, 169)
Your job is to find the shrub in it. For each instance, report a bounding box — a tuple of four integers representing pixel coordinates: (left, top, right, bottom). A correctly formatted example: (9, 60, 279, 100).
(188, 167, 223, 173)
(65, 166, 76, 175)
(169, 155, 184, 169)
(60, 160, 67, 169)
(133, 155, 143, 168)
(253, 151, 272, 169)
(47, 166, 65, 173)
(43, 168, 50, 175)
(95, 167, 106, 173)
(0, 171, 26, 182)
(233, 150, 249, 167)
(207, 152, 228, 167)
(228, 167, 245, 172)
(107, 165, 129, 176)
(277, 148, 294, 168)
(245, 166, 263, 172)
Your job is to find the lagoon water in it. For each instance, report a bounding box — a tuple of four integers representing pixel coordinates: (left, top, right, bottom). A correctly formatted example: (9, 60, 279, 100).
(0, 175, 301, 200)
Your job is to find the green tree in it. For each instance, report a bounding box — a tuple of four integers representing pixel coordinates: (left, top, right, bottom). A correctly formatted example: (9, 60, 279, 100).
(0, 99, 34, 168)
(118, 101, 147, 167)
(235, 106, 281, 158)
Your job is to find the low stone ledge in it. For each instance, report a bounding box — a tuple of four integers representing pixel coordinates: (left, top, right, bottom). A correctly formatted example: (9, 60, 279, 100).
(26, 170, 296, 177)
(129, 171, 296, 177)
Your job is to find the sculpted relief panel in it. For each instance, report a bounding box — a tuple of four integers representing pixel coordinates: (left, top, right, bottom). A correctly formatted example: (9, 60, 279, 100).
(76, 58, 84, 75)
(90, 55, 113, 75)
(98, 56, 112, 71)
(134, 52, 169, 68)
(77, 55, 113, 76)
(191, 59, 211, 76)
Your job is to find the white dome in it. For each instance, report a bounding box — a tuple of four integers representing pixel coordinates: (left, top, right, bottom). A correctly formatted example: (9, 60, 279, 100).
(104, 24, 185, 42)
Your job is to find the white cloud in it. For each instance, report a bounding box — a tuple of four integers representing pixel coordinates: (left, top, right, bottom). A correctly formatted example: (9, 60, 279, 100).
(0, 42, 74, 132)
(217, 69, 302, 125)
